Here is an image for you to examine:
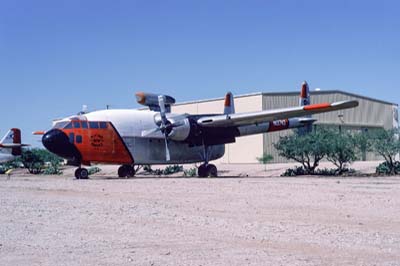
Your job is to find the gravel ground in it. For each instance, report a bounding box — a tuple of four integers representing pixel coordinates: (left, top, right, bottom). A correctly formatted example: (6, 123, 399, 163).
(1, 166, 400, 266)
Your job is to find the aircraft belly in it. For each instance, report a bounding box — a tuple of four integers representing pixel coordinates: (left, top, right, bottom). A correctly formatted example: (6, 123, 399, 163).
(122, 137, 225, 164)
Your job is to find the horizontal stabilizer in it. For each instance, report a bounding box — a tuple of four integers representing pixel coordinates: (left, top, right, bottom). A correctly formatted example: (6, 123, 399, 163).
(0, 143, 30, 148)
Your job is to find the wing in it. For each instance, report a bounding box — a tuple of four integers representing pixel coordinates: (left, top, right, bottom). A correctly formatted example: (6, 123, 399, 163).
(0, 143, 30, 148)
(197, 100, 358, 127)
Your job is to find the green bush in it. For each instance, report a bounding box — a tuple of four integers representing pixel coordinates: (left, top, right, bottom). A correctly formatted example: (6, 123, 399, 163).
(88, 166, 101, 175)
(43, 165, 62, 175)
(325, 131, 357, 174)
(257, 153, 274, 171)
(281, 166, 306, 176)
(376, 161, 400, 175)
(184, 168, 197, 177)
(275, 130, 330, 174)
(144, 165, 184, 176)
(370, 129, 400, 175)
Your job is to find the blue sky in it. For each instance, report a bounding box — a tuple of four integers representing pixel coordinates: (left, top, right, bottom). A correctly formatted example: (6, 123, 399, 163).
(1, 0, 399, 147)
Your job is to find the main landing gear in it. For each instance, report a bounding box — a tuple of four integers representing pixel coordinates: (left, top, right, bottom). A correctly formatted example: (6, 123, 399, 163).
(198, 163, 218, 178)
(118, 164, 136, 178)
(75, 168, 89, 179)
(198, 145, 218, 178)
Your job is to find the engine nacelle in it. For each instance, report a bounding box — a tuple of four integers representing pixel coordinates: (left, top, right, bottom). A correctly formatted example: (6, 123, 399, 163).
(167, 118, 191, 141)
(135, 92, 176, 112)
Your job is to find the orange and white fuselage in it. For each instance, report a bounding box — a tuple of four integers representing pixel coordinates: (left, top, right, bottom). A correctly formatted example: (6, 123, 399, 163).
(42, 109, 316, 166)
(40, 83, 358, 174)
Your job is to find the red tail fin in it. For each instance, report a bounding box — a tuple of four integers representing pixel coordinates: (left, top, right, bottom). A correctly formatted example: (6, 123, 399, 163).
(11, 128, 22, 156)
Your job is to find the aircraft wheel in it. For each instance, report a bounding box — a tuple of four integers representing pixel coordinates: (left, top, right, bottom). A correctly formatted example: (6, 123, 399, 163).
(206, 164, 218, 177)
(74, 168, 81, 179)
(127, 166, 136, 178)
(198, 164, 208, 178)
(118, 165, 135, 178)
(75, 168, 89, 179)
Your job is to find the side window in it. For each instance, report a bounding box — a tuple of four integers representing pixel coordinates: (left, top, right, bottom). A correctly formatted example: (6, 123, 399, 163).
(81, 121, 88, 129)
(89, 122, 99, 129)
(99, 122, 107, 129)
(73, 121, 81, 128)
(69, 133, 75, 144)
(76, 135, 82, 144)
(65, 122, 73, 129)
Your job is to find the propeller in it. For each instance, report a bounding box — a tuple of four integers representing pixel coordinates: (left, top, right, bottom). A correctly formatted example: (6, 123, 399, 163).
(158, 95, 171, 161)
(141, 95, 184, 161)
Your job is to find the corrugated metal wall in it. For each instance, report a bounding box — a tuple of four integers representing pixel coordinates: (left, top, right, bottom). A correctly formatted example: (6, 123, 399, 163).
(262, 92, 396, 163)
(171, 91, 396, 164)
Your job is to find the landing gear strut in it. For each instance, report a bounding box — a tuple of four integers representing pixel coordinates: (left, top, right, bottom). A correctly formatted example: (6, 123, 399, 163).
(118, 164, 136, 178)
(198, 145, 218, 177)
(75, 168, 89, 179)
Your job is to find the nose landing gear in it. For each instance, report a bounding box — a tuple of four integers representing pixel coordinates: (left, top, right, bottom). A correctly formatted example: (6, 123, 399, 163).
(75, 168, 89, 179)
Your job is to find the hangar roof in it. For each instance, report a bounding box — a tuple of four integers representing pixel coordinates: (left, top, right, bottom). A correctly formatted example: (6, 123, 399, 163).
(175, 90, 398, 107)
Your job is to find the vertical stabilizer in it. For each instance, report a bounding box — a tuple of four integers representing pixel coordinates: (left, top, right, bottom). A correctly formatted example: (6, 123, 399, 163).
(224, 92, 235, 114)
(299, 81, 310, 106)
(298, 81, 312, 134)
(0, 129, 22, 156)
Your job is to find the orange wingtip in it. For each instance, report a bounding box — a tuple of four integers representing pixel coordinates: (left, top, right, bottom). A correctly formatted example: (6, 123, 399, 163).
(303, 103, 331, 111)
(33, 131, 46, 135)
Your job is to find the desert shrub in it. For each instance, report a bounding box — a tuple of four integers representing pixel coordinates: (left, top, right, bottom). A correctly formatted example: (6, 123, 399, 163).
(325, 131, 357, 174)
(163, 165, 183, 175)
(376, 161, 400, 175)
(281, 166, 306, 176)
(257, 153, 273, 171)
(184, 168, 197, 177)
(275, 130, 329, 174)
(370, 129, 400, 175)
(144, 165, 183, 175)
(88, 166, 101, 175)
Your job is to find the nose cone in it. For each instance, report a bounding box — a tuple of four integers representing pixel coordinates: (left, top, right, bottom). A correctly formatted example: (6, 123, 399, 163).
(42, 129, 81, 163)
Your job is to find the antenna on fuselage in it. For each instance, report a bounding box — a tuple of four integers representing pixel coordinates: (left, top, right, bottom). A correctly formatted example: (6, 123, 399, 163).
(77, 105, 88, 115)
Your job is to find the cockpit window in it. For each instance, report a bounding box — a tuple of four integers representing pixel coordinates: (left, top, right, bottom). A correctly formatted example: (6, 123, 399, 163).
(81, 121, 88, 129)
(89, 122, 99, 129)
(64, 122, 73, 129)
(99, 122, 107, 129)
(73, 121, 81, 128)
(53, 121, 69, 129)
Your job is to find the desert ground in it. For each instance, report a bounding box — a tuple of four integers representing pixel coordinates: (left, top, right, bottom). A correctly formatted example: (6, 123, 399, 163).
(1, 162, 400, 266)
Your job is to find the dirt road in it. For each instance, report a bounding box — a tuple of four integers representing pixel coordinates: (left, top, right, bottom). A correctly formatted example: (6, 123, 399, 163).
(1, 175, 399, 266)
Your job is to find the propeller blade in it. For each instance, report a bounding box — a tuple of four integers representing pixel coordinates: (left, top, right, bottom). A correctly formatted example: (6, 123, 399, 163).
(164, 135, 171, 161)
(141, 128, 160, 137)
(158, 95, 168, 125)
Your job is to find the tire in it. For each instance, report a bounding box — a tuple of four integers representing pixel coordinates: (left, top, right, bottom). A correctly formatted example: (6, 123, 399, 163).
(75, 168, 89, 179)
(198, 164, 208, 178)
(118, 165, 135, 178)
(74, 168, 81, 179)
(206, 164, 218, 177)
(127, 167, 136, 178)
(80, 168, 89, 179)
(118, 165, 128, 177)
